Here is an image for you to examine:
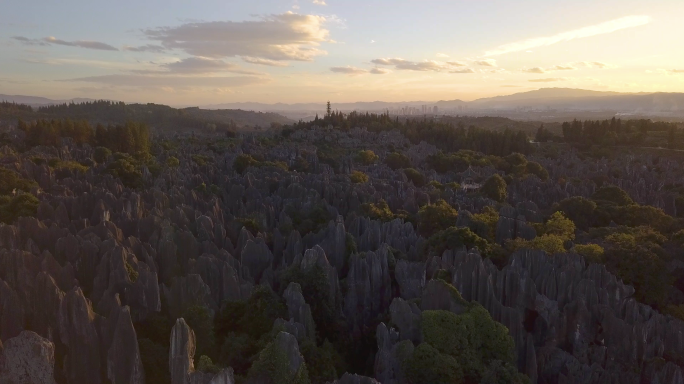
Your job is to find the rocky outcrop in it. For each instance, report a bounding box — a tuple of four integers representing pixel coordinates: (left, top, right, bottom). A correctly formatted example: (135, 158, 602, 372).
(58, 287, 101, 384)
(0, 331, 56, 384)
(169, 318, 196, 384)
(344, 245, 392, 333)
(283, 282, 316, 340)
(104, 306, 145, 384)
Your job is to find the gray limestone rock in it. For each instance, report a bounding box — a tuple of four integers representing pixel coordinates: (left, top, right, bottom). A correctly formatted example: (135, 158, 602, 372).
(105, 306, 145, 384)
(0, 331, 56, 384)
(283, 282, 316, 340)
(58, 287, 102, 384)
(169, 318, 196, 384)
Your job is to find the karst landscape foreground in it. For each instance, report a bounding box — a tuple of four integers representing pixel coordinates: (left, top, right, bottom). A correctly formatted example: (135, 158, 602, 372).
(3, 0, 684, 383)
(1, 98, 684, 384)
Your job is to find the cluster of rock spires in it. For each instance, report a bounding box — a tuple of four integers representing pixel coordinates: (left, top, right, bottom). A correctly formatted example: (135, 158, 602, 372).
(0, 123, 683, 384)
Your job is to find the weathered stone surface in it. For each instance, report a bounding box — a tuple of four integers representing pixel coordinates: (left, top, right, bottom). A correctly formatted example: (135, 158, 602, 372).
(0, 331, 56, 384)
(170, 318, 196, 384)
(394, 260, 425, 300)
(58, 287, 101, 384)
(105, 306, 145, 384)
(240, 238, 273, 284)
(165, 274, 216, 320)
(283, 282, 315, 340)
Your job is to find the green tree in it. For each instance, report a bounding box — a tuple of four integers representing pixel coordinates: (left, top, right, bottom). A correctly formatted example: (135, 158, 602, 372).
(425, 226, 491, 257)
(418, 199, 459, 237)
(0, 193, 40, 224)
(543, 211, 576, 241)
(404, 343, 463, 384)
(481, 174, 507, 203)
(554, 197, 596, 230)
(234, 154, 259, 174)
(385, 152, 412, 170)
(592, 185, 634, 206)
(356, 150, 379, 165)
(167, 156, 180, 168)
(94, 147, 112, 164)
(350, 171, 369, 184)
(404, 168, 426, 187)
(525, 161, 548, 181)
(573, 243, 605, 264)
(182, 306, 216, 363)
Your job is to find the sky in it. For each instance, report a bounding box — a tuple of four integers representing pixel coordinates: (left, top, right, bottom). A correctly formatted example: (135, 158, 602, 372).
(1, 0, 683, 105)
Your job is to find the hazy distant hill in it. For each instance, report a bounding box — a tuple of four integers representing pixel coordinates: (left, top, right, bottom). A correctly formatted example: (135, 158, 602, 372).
(469, 88, 684, 112)
(0, 98, 293, 130)
(205, 100, 467, 112)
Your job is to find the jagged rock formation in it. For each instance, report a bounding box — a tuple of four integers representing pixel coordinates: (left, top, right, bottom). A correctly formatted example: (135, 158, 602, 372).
(2, 119, 684, 384)
(0, 331, 57, 384)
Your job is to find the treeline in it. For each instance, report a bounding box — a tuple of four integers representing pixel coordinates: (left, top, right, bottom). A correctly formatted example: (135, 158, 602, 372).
(33, 100, 287, 131)
(0, 101, 33, 114)
(557, 118, 682, 147)
(18, 118, 150, 154)
(295, 111, 532, 156)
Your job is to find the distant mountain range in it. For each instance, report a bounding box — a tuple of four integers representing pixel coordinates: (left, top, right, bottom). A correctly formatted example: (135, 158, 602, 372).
(204, 88, 684, 115)
(3, 88, 684, 117)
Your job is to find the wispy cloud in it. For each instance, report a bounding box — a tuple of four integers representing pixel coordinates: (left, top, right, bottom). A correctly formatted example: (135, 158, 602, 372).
(313, 0, 326, 4)
(436, 53, 449, 58)
(474, 59, 497, 67)
(63, 74, 267, 88)
(446, 61, 466, 67)
(242, 57, 290, 67)
(369, 68, 390, 75)
(552, 65, 576, 70)
(528, 78, 566, 82)
(131, 57, 260, 75)
(451, 68, 475, 74)
(371, 58, 472, 72)
(11, 36, 49, 46)
(522, 67, 546, 74)
(330, 66, 367, 75)
(485, 15, 651, 56)
(43, 36, 118, 51)
(13, 36, 118, 51)
(123, 44, 166, 53)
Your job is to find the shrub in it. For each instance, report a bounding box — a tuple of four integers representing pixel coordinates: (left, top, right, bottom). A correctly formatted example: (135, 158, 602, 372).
(525, 161, 549, 180)
(385, 152, 411, 170)
(182, 306, 216, 364)
(507, 234, 566, 255)
(404, 168, 426, 187)
(138, 339, 170, 384)
(480, 174, 507, 202)
(192, 154, 213, 166)
(0, 193, 40, 224)
(403, 343, 463, 384)
(356, 150, 378, 165)
(234, 154, 260, 174)
(418, 199, 459, 237)
(592, 185, 634, 206)
(424, 226, 491, 257)
(167, 156, 180, 167)
(574, 243, 605, 264)
(350, 171, 369, 184)
(554, 197, 596, 230)
(543, 211, 576, 241)
(94, 146, 112, 163)
(0, 168, 37, 195)
(360, 200, 395, 222)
